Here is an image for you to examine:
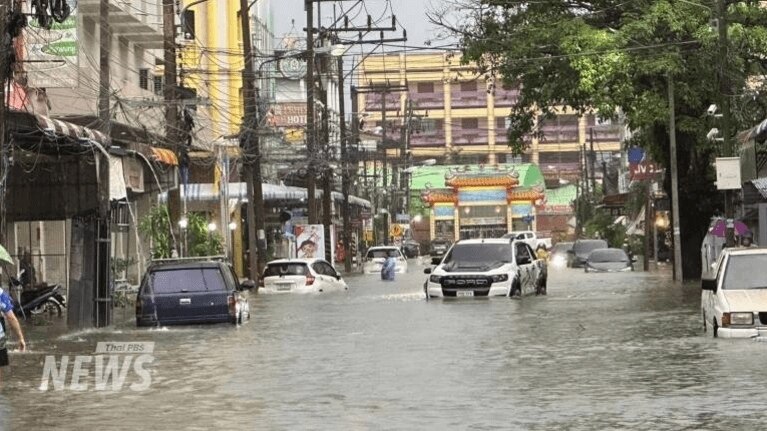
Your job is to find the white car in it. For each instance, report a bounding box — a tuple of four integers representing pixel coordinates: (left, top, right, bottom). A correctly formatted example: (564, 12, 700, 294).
(701, 247, 767, 338)
(260, 258, 348, 294)
(423, 238, 546, 298)
(362, 246, 408, 275)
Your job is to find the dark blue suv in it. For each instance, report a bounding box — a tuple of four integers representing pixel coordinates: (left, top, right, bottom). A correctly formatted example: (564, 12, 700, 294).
(136, 260, 251, 326)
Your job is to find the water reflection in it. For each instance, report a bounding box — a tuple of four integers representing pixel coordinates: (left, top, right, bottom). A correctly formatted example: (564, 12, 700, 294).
(2, 265, 766, 429)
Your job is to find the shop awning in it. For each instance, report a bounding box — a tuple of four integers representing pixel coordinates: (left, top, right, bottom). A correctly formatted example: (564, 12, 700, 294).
(739, 118, 767, 144)
(150, 147, 178, 166)
(171, 182, 372, 208)
(36, 114, 111, 146)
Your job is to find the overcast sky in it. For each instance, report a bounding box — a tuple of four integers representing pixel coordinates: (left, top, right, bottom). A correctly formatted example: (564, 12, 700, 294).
(271, 0, 444, 48)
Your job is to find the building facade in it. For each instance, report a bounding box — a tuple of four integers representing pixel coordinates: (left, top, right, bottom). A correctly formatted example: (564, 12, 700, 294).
(357, 52, 626, 184)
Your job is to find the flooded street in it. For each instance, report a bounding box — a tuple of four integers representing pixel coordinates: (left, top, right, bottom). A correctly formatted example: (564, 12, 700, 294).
(2, 261, 767, 429)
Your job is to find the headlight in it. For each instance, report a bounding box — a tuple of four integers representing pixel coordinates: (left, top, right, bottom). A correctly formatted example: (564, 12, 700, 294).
(491, 274, 509, 282)
(551, 255, 566, 268)
(727, 312, 754, 326)
(429, 275, 442, 283)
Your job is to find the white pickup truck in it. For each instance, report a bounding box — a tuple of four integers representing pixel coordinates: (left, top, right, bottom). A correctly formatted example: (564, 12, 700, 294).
(502, 231, 552, 250)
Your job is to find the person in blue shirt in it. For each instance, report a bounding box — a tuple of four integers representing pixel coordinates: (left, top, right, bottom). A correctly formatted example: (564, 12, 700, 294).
(381, 251, 397, 281)
(0, 286, 26, 386)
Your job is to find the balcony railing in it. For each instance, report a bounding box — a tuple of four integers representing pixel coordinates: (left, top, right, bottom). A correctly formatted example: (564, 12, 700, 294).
(450, 91, 487, 108)
(494, 88, 519, 107)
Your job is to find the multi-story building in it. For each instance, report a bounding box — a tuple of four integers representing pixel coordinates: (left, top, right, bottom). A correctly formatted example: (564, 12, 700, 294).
(357, 52, 625, 185)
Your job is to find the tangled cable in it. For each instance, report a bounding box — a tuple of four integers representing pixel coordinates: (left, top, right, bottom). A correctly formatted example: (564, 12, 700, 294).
(30, 0, 71, 30)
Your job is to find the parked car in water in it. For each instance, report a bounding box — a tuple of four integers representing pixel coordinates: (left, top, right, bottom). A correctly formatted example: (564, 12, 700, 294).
(583, 248, 634, 272)
(423, 238, 546, 298)
(260, 258, 347, 294)
(569, 239, 609, 268)
(501, 231, 553, 250)
(363, 246, 408, 274)
(549, 242, 573, 269)
(429, 238, 452, 259)
(136, 259, 252, 327)
(701, 247, 767, 338)
(401, 239, 421, 258)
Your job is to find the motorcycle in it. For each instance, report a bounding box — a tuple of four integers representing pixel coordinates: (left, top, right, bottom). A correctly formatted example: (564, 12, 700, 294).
(8, 271, 66, 318)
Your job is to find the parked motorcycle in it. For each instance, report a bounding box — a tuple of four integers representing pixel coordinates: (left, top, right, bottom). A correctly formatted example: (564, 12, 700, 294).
(9, 272, 66, 318)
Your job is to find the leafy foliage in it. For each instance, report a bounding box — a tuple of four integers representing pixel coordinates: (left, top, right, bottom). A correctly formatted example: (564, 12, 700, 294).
(138, 204, 172, 259)
(185, 212, 224, 257)
(431, 0, 767, 278)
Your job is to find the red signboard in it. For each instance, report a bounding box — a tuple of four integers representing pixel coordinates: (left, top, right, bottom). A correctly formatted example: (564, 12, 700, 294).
(629, 161, 662, 180)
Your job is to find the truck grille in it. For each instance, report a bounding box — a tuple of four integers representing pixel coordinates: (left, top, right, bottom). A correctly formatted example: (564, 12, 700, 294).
(440, 275, 493, 297)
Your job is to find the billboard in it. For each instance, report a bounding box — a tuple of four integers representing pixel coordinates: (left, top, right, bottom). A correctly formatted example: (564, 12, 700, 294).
(23, 2, 79, 88)
(295, 224, 325, 259)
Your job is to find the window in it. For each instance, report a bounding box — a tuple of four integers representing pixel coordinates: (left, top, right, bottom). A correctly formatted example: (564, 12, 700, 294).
(417, 82, 434, 93)
(460, 81, 476, 92)
(139, 69, 149, 90)
(461, 118, 478, 129)
(264, 263, 308, 277)
(150, 268, 226, 293)
(496, 117, 508, 129)
(153, 76, 163, 95)
(182, 10, 196, 40)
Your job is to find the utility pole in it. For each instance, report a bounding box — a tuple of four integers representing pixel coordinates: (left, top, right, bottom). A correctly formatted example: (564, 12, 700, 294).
(717, 0, 735, 249)
(589, 127, 597, 196)
(163, 0, 182, 255)
(382, 88, 389, 245)
(305, 0, 318, 224)
(668, 75, 683, 281)
(644, 180, 651, 271)
(0, 0, 10, 242)
(339, 56, 352, 272)
(96, 0, 112, 327)
(240, 0, 266, 280)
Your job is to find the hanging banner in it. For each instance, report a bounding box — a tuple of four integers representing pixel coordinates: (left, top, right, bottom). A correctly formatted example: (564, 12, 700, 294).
(23, 2, 79, 88)
(295, 224, 325, 260)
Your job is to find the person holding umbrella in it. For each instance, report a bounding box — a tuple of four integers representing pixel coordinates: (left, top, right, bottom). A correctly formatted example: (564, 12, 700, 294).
(0, 245, 26, 387)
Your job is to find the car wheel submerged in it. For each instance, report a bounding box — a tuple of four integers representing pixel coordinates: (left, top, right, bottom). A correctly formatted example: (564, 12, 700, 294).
(509, 281, 522, 298)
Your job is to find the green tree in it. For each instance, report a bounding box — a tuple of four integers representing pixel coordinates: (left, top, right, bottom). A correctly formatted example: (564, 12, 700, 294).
(186, 212, 224, 257)
(138, 204, 172, 259)
(431, 0, 767, 278)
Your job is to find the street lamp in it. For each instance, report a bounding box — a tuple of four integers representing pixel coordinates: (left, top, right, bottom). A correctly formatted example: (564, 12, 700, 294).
(207, 222, 217, 232)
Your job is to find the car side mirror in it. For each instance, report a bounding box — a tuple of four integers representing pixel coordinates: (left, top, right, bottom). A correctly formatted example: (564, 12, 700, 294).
(241, 280, 257, 290)
(631, 257, 637, 263)
(336, 275, 342, 280)
(701, 278, 717, 291)
(424, 268, 432, 274)
(431, 257, 442, 265)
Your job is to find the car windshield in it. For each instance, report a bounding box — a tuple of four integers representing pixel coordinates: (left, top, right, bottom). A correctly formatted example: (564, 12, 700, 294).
(588, 249, 628, 263)
(264, 263, 308, 277)
(443, 243, 513, 266)
(575, 240, 608, 254)
(150, 267, 226, 293)
(722, 254, 767, 289)
(367, 249, 399, 259)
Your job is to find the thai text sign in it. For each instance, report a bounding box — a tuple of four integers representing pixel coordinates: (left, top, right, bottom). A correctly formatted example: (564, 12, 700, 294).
(715, 157, 741, 190)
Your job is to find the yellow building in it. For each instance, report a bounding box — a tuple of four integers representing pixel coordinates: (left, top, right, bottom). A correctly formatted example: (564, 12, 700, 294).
(357, 52, 625, 181)
(177, 0, 253, 144)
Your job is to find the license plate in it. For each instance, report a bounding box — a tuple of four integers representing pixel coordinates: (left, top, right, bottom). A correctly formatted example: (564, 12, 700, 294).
(276, 283, 293, 291)
(456, 290, 474, 297)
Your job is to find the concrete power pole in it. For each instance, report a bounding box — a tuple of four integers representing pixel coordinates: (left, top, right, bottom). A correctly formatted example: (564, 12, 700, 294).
(0, 0, 10, 242)
(338, 56, 352, 272)
(163, 0, 182, 255)
(305, 0, 318, 224)
(239, 0, 266, 280)
(96, 0, 112, 327)
(668, 76, 683, 281)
